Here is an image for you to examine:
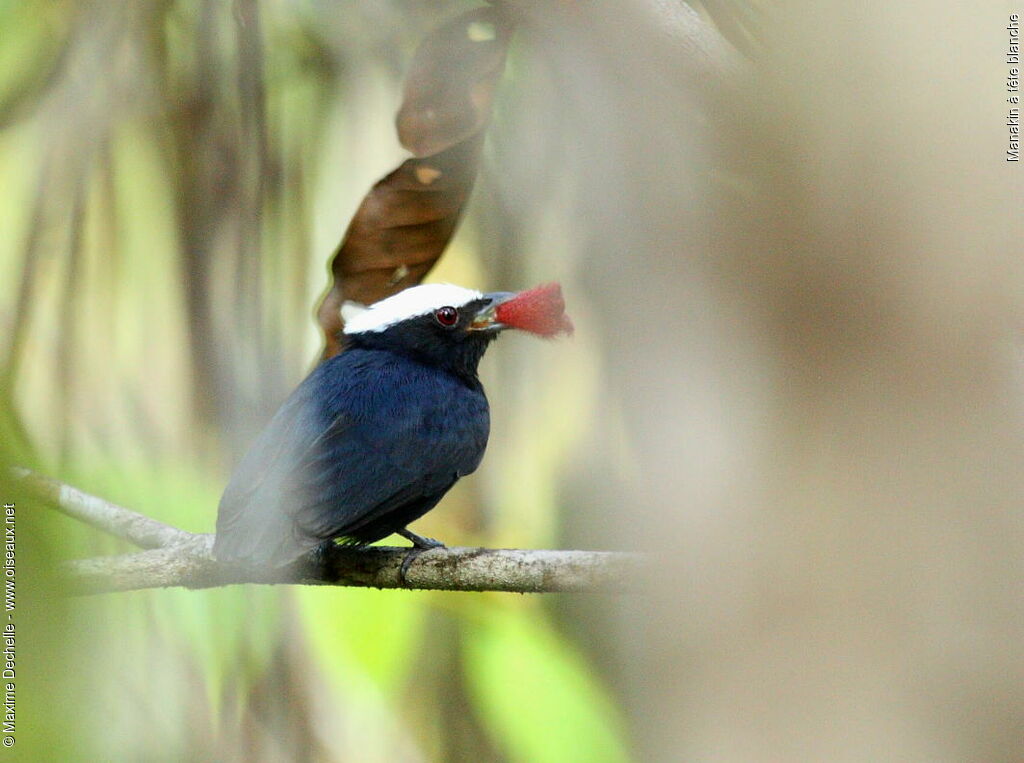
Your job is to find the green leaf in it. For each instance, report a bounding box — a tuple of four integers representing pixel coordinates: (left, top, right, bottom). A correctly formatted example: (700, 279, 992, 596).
(463, 605, 633, 763)
(298, 586, 427, 691)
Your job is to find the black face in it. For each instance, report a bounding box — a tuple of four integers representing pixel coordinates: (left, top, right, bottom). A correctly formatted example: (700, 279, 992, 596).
(346, 297, 503, 383)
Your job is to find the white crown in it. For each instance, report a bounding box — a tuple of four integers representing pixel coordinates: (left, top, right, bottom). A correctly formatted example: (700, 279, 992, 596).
(342, 284, 483, 334)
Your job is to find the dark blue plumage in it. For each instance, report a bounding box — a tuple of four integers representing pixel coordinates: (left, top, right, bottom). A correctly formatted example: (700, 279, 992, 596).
(213, 284, 506, 566)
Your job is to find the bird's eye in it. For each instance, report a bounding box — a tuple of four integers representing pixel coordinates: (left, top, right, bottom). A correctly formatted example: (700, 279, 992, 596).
(434, 306, 459, 327)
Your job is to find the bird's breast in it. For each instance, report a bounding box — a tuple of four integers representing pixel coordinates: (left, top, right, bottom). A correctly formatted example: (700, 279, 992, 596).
(317, 350, 491, 459)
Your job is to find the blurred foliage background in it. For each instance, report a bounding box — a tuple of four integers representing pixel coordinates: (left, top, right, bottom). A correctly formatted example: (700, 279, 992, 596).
(0, 0, 633, 759)
(5, 0, 1024, 761)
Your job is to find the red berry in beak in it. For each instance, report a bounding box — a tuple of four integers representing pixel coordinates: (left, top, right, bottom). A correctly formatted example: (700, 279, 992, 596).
(495, 283, 574, 337)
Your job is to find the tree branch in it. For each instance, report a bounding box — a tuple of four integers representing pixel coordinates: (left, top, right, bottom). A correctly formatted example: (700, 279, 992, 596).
(64, 536, 640, 595)
(12, 466, 193, 548)
(16, 469, 642, 595)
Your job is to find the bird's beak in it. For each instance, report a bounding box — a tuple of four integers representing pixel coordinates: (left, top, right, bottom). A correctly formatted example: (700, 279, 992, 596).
(468, 292, 516, 332)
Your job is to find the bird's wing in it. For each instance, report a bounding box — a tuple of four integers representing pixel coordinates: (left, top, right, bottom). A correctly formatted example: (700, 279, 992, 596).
(292, 392, 486, 543)
(213, 380, 332, 563)
(214, 354, 488, 566)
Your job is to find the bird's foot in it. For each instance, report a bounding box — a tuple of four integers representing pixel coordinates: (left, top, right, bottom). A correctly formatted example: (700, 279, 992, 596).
(397, 529, 445, 585)
(398, 528, 445, 550)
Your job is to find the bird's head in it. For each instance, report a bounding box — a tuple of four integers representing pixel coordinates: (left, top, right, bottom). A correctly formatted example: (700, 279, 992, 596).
(341, 283, 572, 380)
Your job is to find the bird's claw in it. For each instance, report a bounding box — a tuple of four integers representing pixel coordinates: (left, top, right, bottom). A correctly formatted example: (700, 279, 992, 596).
(397, 529, 445, 585)
(397, 528, 445, 550)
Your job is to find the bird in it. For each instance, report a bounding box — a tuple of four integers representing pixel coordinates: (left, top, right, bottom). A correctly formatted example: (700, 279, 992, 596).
(213, 282, 572, 567)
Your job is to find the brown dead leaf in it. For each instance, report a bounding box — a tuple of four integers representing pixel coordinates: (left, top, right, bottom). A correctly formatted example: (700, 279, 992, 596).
(397, 6, 516, 158)
(317, 137, 484, 358)
(317, 7, 516, 358)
